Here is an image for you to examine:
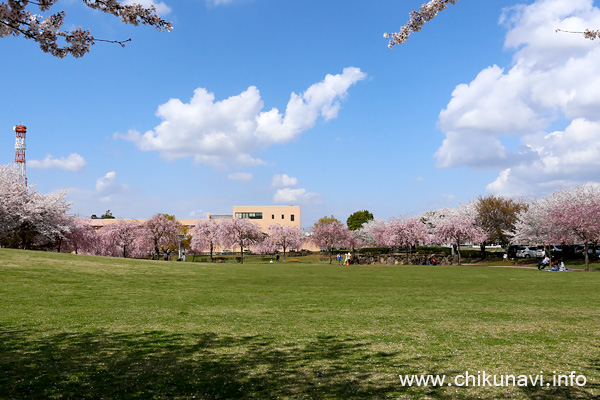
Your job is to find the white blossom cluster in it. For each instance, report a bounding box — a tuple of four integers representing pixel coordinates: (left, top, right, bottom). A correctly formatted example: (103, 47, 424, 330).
(384, 0, 458, 49)
(0, 0, 172, 58)
(583, 28, 600, 40)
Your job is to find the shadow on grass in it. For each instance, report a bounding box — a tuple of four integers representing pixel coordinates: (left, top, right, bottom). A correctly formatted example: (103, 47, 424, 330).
(0, 328, 595, 399)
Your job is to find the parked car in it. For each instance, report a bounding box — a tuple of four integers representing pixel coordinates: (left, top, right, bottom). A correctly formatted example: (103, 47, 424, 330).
(242, 249, 252, 254)
(548, 245, 563, 253)
(574, 245, 600, 256)
(220, 249, 233, 254)
(516, 246, 544, 258)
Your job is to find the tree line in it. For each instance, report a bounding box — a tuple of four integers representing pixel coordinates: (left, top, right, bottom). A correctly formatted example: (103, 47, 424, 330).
(3, 164, 600, 269)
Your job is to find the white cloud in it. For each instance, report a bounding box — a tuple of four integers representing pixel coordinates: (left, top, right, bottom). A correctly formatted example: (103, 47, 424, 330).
(207, 0, 237, 5)
(122, 0, 171, 15)
(435, 0, 600, 196)
(188, 209, 206, 218)
(116, 67, 366, 167)
(95, 171, 129, 202)
(273, 188, 321, 204)
(227, 172, 253, 181)
(28, 153, 86, 172)
(270, 174, 298, 188)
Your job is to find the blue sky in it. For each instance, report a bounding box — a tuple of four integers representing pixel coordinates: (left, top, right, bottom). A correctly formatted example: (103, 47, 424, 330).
(2, 0, 600, 227)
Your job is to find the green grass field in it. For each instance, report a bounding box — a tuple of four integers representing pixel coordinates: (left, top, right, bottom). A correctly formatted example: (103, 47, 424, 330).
(1, 249, 599, 399)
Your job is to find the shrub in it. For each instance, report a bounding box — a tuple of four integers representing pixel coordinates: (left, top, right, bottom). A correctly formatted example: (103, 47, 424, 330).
(358, 247, 389, 254)
(416, 246, 452, 255)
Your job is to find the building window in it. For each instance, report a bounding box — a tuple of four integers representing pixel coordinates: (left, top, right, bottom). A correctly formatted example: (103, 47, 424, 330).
(235, 212, 263, 219)
(281, 214, 284, 219)
(291, 214, 295, 222)
(272, 214, 275, 219)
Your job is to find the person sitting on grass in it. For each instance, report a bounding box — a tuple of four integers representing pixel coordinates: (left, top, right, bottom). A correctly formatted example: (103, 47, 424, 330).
(551, 259, 560, 271)
(559, 260, 569, 271)
(538, 255, 550, 270)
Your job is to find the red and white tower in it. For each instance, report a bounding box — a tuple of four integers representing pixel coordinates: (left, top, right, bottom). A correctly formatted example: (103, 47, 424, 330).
(14, 124, 27, 185)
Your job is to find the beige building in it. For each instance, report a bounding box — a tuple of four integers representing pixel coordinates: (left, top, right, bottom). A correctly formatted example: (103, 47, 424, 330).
(88, 205, 301, 232)
(230, 205, 300, 231)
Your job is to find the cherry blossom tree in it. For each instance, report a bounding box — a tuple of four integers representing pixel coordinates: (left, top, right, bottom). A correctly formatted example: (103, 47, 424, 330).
(432, 204, 487, 265)
(266, 224, 304, 261)
(512, 198, 551, 247)
(142, 213, 181, 260)
(62, 218, 97, 254)
(0, 165, 29, 241)
(383, 217, 430, 264)
(98, 219, 141, 258)
(0, 164, 72, 249)
(253, 235, 277, 256)
(355, 218, 387, 248)
(0, 0, 172, 58)
(546, 185, 600, 271)
(218, 218, 263, 263)
(24, 189, 72, 249)
(310, 219, 352, 264)
(189, 219, 222, 262)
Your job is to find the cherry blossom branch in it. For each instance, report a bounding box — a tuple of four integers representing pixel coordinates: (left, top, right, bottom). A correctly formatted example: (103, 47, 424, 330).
(0, 0, 172, 58)
(384, 0, 458, 49)
(555, 28, 600, 40)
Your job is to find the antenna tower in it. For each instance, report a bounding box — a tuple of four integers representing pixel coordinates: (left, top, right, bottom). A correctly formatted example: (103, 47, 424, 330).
(14, 125, 27, 185)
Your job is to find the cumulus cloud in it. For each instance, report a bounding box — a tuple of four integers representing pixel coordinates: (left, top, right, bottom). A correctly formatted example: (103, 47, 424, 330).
(270, 174, 298, 188)
(95, 171, 129, 202)
(273, 188, 321, 204)
(227, 172, 253, 181)
(116, 67, 366, 167)
(28, 153, 87, 172)
(435, 0, 600, 196)
(270, 174, 319, 204)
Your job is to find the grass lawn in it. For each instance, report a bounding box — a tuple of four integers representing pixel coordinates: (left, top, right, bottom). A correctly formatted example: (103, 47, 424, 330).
(1, 249, 599, 399)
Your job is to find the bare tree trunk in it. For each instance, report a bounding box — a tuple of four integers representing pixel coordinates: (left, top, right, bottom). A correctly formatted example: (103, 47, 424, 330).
(584, 241, 590, 271)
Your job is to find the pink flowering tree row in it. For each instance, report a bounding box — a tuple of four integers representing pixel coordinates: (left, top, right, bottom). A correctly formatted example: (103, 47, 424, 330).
(190, 219, 305, 263)
(509, 184, 600, 271)
(59, 213, 181, 259)
(310, 210, 487, 265)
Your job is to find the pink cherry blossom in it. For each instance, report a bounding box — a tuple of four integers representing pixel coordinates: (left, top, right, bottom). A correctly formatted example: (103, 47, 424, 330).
(218, 218, 263, 263)
(546, 184, 600, 271)
(266, 224, 304, 261)
(142, 214, 181, 259)
(431, 204, 487, 265)
(385, 0, 458, 49)
(189, 219, 222, 261)
(310, 220, 352, 264)
(98, 219, 142, 258)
